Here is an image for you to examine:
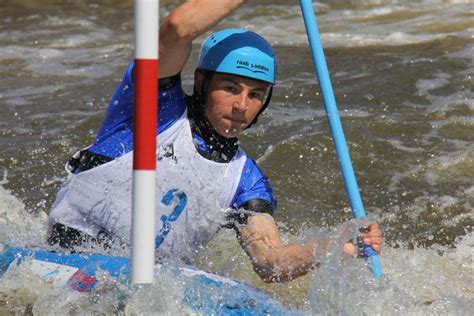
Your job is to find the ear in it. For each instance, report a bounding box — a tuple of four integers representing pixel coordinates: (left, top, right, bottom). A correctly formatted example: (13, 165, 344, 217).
(194, 70, 204, 93)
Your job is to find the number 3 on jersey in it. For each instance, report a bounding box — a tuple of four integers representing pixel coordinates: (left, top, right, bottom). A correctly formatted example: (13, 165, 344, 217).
(155, 189, 187, 248)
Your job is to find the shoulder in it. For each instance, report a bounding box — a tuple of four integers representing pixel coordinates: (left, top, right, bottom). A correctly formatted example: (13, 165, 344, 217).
(89, 63, 188, 158)
(231, 157, 277, 214)
(240, 157, 271, 189)
(157, 72, 187, 133)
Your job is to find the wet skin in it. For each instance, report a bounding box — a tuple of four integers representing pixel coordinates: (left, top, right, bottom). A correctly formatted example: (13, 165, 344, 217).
(202, 73, 269, 138)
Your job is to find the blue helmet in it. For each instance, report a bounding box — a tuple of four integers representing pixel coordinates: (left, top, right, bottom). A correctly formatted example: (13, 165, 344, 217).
(197, 29, 277, 85)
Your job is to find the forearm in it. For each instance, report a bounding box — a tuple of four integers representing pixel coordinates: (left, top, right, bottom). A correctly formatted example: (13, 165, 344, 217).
(163, 0, 246, 40)
(159, 0, 246, 77)
(239, 213, 329, 283)
(240, 214, 383, 283)
(250, 240, 328, 283)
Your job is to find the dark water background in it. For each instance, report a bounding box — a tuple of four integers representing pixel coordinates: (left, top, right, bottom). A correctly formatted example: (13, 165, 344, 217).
(1, 0, 473, 314)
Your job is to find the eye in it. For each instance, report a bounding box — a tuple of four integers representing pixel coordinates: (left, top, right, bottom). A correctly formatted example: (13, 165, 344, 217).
(249, 91, 265, 100)
(224, 85, 237, 94)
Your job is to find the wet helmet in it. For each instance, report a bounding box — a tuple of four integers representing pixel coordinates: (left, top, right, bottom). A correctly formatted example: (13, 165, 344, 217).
(197, 28, 277, 85)
(196, 29, 277, 128)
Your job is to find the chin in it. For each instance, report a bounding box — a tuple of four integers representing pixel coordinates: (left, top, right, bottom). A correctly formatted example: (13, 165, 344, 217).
(218, 128, 240, 138)
(221, 132, 239, 138)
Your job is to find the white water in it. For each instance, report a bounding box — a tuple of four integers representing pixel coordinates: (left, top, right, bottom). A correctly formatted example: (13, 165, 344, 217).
(1, 185, 472, 314)
(1, 0, 473, 314)
(225, 0, 474, 47)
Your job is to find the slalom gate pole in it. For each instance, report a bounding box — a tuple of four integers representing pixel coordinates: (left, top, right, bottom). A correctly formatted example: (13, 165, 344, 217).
(299, 0, 382, 277)
(131, 0, 159, 284)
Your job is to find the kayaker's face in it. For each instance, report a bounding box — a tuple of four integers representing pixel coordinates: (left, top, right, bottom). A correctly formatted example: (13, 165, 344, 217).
(203, 73, 269, 138)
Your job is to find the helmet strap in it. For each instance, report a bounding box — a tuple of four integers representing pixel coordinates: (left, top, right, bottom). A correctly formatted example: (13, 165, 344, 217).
(245, 85, 273, 129)
(188, 71, 239, 162)
(194, 70, 273, 130)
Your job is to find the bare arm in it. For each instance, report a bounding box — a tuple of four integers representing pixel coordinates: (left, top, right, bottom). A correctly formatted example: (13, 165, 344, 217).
(159, 0, 246, 78)
(239, 213, 383, 283)
(238, 213, 324, 283)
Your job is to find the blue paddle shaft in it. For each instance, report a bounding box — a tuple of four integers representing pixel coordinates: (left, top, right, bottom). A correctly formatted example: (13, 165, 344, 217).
(299, 0, 382, 277)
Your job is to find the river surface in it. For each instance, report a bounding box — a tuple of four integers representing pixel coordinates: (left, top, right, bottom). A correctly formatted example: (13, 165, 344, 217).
(1, 0, 473, 314)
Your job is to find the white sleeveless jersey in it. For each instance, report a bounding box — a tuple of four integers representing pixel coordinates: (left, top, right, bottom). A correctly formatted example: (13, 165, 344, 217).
(48, 111, 247, 262)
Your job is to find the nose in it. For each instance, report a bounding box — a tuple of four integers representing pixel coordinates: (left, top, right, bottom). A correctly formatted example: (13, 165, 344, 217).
(232, 93, 248, 112)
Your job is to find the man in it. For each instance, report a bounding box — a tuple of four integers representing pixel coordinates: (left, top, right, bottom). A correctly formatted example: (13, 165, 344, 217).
(48, 0, 382, 283)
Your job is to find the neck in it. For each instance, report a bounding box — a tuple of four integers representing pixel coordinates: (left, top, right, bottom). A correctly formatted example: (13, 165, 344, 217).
(187, 94, 239, 163)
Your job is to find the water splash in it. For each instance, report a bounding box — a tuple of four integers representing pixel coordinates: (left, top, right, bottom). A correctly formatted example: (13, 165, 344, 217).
(309, 229, 474, 315)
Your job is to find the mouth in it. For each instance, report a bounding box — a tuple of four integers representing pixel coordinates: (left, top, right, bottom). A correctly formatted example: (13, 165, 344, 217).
(225, 117, 245, 125)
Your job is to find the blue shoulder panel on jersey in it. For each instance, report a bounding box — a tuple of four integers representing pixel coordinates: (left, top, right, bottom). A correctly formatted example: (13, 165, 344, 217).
(90, 62, 186, 158)
(230, 158, 277, 214)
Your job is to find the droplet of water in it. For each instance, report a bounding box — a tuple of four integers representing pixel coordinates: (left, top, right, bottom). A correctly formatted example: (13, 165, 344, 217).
(364, 94, 374, 101)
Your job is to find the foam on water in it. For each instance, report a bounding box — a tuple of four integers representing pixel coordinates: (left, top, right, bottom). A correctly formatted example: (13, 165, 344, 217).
(430, 147, 470, 186)
(3, 1, 473, 50)
(223, 1, 474, 47)
(307, 227, 473, 315)
(0, 184, 48, 246)
(0, 188, 242, 314)
(0, 255, 189, 315)
(1, 13, 129, 85)
(195, 220, 474, 314)
(1, 0, 473, 313)
(1, 178, 473, 314)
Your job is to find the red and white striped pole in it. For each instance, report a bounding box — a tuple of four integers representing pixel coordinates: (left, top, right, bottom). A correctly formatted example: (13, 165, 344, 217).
(131, 0, 159, 285)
